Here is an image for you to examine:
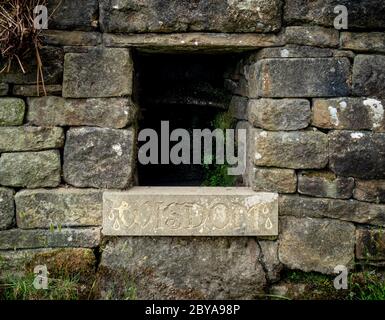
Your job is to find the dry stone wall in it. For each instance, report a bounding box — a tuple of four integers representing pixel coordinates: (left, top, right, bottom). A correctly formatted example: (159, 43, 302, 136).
(0, 0, 385, 299)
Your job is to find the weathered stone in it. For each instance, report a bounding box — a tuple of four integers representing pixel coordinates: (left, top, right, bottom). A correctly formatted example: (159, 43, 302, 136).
(313, 98, 385, 132)
(255, 45, 334, 59)
(354, 180, 385, 203)
(298, 171, 354, 199)
(63, 127, 134, 189)
(0, 248, 96, 279)
(103, 33, 285, 53)
(285, 26, 339, 48)
(0, 98, 25, 126)
(228, 96, 248, 120)
(27, 97, 136, 129)
(48, 0, 99, 31)
(42, 30, 102, 46)
(100, 0, 282, 33)
(284, 0, 385, 30)
(356, 228, 385, 260)
(246, 58, 351, 98)
(259, 241, 283, 282)
(0, 47, 64, 85)
(63, 48, 132, 98)
(0, 127, 64, 152)
(103, 187, 278, 236)
(97, 237, 267, 299)
(279, 195, 385, 226)
(15, 189, 102, 229)
(0, 83, 8, 95)
(0, 151, 61, 188)
(250, 167, 297, 193)
(0, 187, 14, 230)
(13, 85, 62, 97)
(353, 55, 385, 98)
(252, 130, 328, 169)
(279, 216, 355, 274)
(341, 32, 385, 53)
(248, 99, 311, 130)
(329, 131, 385, 179)
(0, 227, 100, 249)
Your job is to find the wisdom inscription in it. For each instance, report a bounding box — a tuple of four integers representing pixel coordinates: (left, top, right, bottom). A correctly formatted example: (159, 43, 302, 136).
(103, 187, 278, 236)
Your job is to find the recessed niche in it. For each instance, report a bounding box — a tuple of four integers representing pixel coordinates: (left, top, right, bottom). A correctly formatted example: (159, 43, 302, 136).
(134, 52, 241, 186)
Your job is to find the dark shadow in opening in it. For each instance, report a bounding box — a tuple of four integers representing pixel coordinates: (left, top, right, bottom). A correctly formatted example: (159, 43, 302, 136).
(134, 52, 240, 186)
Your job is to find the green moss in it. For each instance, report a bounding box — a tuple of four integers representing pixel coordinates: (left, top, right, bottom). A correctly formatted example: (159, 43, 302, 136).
(202, 110, 237, 187)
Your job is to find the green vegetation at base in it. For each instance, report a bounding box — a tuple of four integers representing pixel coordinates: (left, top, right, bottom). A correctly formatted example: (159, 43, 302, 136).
(0, 273, 84, 300)
(275, 270, 385, 300)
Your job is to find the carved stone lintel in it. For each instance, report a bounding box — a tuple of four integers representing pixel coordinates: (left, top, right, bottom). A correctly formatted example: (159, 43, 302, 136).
(103, 187, 278, 236)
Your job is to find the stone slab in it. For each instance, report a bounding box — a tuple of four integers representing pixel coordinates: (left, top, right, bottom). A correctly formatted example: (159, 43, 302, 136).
(103, 187, 278, 236)
(103, 33, 285, 53)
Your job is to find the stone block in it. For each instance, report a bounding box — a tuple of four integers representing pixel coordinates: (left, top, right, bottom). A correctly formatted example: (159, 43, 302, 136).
(97, 237, 267, 299)
(100, 0, 282, 33)
(0, 127, 64, 152)
(0, 187, 14, 230)
(341, 32, 385, 53)
(255, 45, 334, 59)
(228, 96, 248, 120)
(313, 97, 385, 131)
(298, 171, 354, 199)
(27, 97, 136, 128)
(279, 195, 385, 226)
(48, 0, 99, 31)
(0, 98, 25, 126)
(279, 216, 355, 274)
(0, 83, 8, 95)
(329, 131, 385, 179)
(0, 151, 61, 188)
(285, 26, 339, 48)
(252, 130, 328, 169)
(63, 48, 132, 98)
(0, 227, 101, 249)
(246, 58, 351, 98)
(103, 187, 278, 236)
(248, 99, 310, 130)
(356, 228, 385, 260)
(353, 55, 385, 98)
(63, 127, 135, 189)
(354, 180, 385, 203)
(284, 0, 385, 30)
(250, 167, 297, 193)
(16, 189, 102, 229)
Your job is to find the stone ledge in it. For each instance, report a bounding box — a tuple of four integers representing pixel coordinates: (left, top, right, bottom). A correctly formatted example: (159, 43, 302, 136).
(103, 33, 285, 53)
(103, 187, 278, 236)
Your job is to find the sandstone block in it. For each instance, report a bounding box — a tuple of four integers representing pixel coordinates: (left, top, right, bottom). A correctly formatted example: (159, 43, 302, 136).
(16, 189, 102, 229)
(63, 48, 132, 98)
(0, 151, 61, 188)
(63, 127, 135, 189)
(0, 98, 25, 126)
(27, 97, 136, 128)
(279, 216, 355, 274)
(0, 187, 14, 230)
